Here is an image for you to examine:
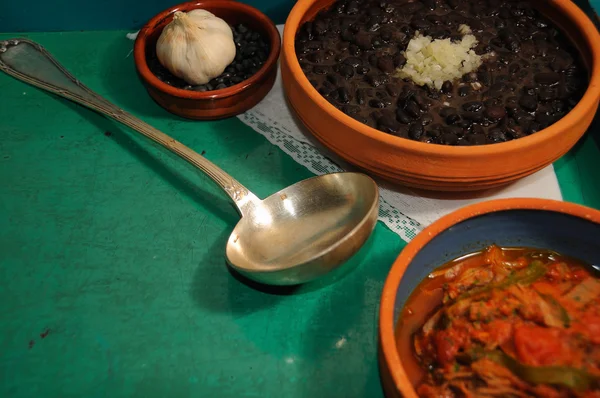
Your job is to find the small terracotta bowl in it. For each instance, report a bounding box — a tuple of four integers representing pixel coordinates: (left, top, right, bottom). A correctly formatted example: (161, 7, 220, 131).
(134, 0, 281, 120)
(281, 0, 600, 191)
(378, 198, 600, 397)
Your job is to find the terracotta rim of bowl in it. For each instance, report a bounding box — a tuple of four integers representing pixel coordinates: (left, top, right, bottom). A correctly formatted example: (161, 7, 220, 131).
(379, 198, 600, 398)
(283, 0, 600, 157)
(134, 0, 281, 100)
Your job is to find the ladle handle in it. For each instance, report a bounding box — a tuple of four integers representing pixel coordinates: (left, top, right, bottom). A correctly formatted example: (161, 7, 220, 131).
(0, 38, 259, 216)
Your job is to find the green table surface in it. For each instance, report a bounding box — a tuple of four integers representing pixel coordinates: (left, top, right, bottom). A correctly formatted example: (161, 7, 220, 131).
(0, 31, 599, 397)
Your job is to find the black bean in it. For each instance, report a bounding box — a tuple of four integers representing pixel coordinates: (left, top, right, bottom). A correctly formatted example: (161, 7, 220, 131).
(409, 123, 425, 140)
(339, 64, 355, 79)
(485, 106, 507, 120)
(192, 85, 208, 92)
(441, 132, 459, 145)
(405, 101, 421, 118)
(356, 89, 367, 105)
(368, 54, 379, 67)
(441, 81, 453, 94)
(341, 105, 361, 115)
(552, 100, 566, 114)
(462, 112, 484, 122)
(537, 87, 556, 102)
(306, 52, 323, 63)
(393, 53, 407, 68)
(484, 98, 499, 108)
(396, 109, 413, 124)
(377, 56, 395, 73)
(446, 113, 461, 125)
(326, 74, 340, 85)
(346, 0, 359, 14)
(355, 34, 372, 50)
(367, 73, 387, 87)
(489, 128, 508, 142)
(338, 87, 351, 103)
(354, 65, 369, 75)
(369, 99, 386, 108)
(421, 114, 434, 126)
(314, 20, 328, 36)
(341, 29, 354, 42)
(458, 86, 471, 97)
(463, 72, 478, 83)
(535, 112, 553, 128)
(462, 101, 484, 112)
(519, 94, 538, 111)
(378, 114, 401, 133)
(439, 107, 457, 118)
(385, 84, 401, 97)
(468, 134, 488, 145)
(523, 121, 538, 134)
(423, 0, 436, 10)
(411, 19, 431, 30)
(447, 0, 459, 9)
(535, 72, 561, 86)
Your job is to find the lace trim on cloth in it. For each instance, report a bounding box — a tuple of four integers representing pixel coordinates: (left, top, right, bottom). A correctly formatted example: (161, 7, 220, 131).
(238, 110, 422, 243)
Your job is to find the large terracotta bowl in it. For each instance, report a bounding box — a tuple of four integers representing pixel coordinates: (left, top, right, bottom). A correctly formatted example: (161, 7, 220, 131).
(281, 0, 600, 191)
(378, 198, 600, 397)
(134, 0, 281, 120)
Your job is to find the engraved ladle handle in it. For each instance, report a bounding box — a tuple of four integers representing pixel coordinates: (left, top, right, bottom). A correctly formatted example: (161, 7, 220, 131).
(0, 38, 260, 216)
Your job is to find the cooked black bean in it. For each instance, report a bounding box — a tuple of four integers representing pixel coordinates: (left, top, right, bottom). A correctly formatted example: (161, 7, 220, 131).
(366, 73, 386, 87)
(458, 86, 471, 97)
(441, 81, 453, 94)
(462, 101, 484, 112)
(409, 123, 425, 139)
(341, 105, 361, 115)
(537, 87, 555, 102)
(396, 109, 413, 124)
(356, 89, 367, 105)
(421, 114, 434, 125)
(439, 107, 458, 118)
(378, 114, 401, 133)
(445, 113, 461, 125)
(386, 84, 401, 97)
(535, 72, 561, 86)
(441, 132, 459, 145)
(489, 128, 508, 142)
(339, 64, 355, 79)
(377, 56, 396, 73)
(295, 0, 586, 145)
(519, 94, 538, 111)
(405, 101, 421, 118)
(369, 99, 386, 108)
(485, 106, 507, 120)
(338, 87, 351, 103)
(393, 53, 407, 68)
(462, 112, 484, 122)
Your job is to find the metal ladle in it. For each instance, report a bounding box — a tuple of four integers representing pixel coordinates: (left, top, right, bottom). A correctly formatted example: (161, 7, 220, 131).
(0, 38, 379, 286)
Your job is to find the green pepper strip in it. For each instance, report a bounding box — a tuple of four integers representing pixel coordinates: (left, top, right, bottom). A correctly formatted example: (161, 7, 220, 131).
(540, 293, 570, 328)
(472, 350, 598, 392)
(456, 260, 547, 301)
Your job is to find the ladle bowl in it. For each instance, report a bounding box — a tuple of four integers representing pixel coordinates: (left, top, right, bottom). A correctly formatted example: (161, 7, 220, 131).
(0, 38, 380, 286)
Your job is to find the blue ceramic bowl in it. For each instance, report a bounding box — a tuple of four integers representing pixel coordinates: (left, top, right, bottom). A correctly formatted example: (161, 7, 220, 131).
(378, 198, 600, 398)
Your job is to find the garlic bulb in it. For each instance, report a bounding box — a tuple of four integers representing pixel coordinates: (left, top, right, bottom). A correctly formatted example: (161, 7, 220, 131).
(156, 9, 236, 85)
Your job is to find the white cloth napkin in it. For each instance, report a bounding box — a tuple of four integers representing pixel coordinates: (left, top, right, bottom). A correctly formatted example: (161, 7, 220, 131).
(235, 25, 562, 242)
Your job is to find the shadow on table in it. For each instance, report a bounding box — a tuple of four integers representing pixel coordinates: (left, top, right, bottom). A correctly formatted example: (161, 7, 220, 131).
(190, 228, 298, 314)
(62, 99, 240, 226)
(190, 213, 378, 314)
(296, 228, 397, 397)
